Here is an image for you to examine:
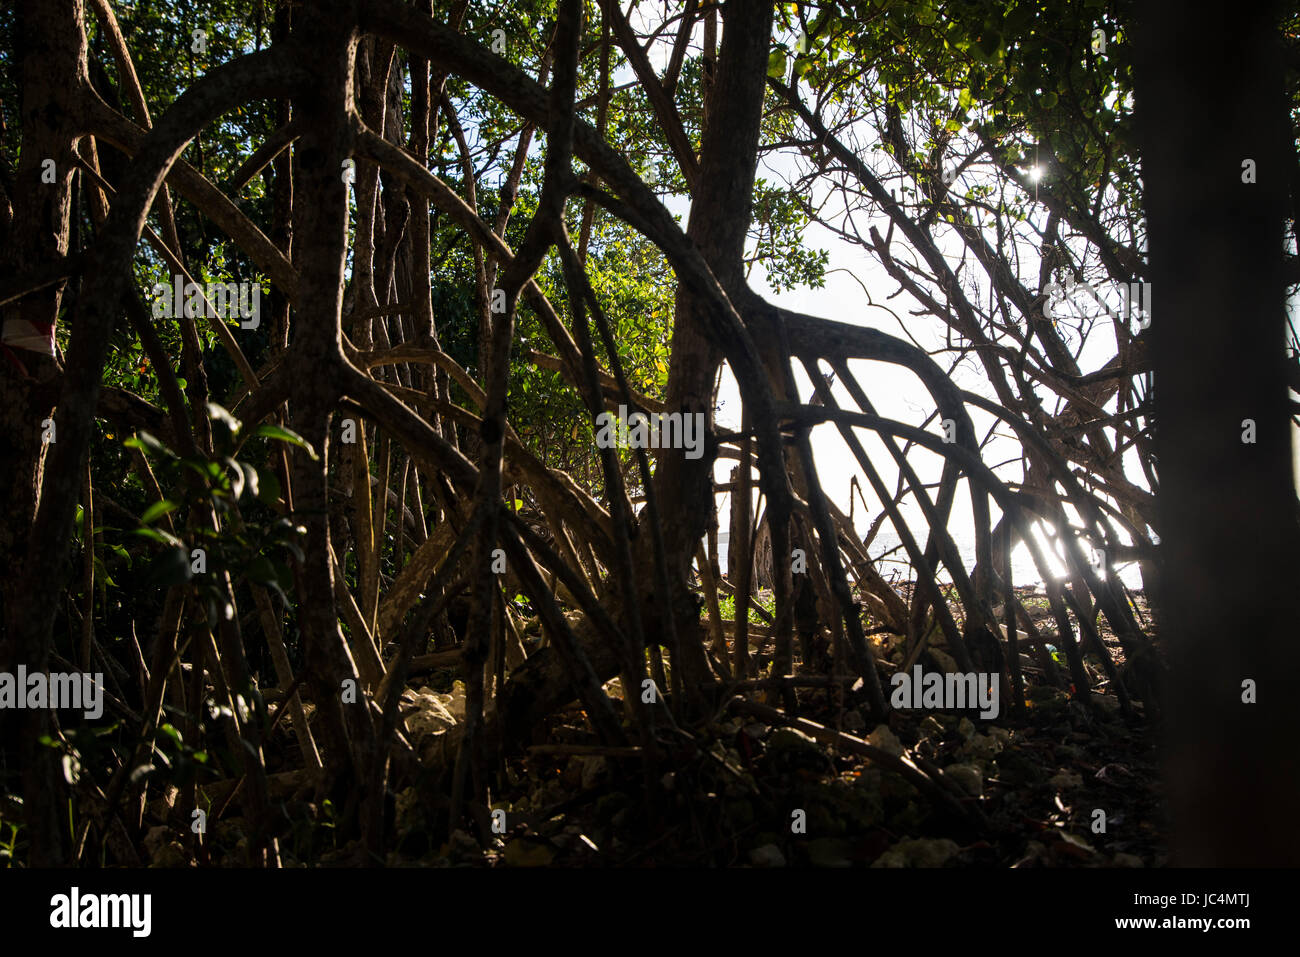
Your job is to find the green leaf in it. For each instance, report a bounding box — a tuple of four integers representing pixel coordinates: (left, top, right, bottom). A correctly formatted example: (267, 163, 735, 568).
(92, 555, 116, 588)
(975, 30, 1002, 59)
(255, 466, 282, 507)
(144, 545, 193, 586)
(206, 402, 241, 436)
(225, 458, 246, 500)
(141, 499, 180, 524)
(124, 431, 176, 459)
(767, 50, 788, 79)
(158, 723, 183, 749)
(236, 460, 258, 501)
(253, 424, 320, 460)
(132, 527, 184, 548)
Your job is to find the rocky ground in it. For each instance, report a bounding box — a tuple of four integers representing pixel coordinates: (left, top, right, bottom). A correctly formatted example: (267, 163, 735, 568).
(139, 584, 1168, 867)
(375, 584, 1169, 868)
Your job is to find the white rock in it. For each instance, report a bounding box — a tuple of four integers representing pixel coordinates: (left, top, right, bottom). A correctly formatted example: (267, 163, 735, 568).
(749, 843, 786, 867)
(867, 724, 904, 757)
(944, 763, 983, 797)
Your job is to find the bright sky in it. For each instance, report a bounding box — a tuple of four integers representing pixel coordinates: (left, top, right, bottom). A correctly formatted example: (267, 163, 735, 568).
(630, 15, 1155, 587)
(697, 159, 1149, 587)
(576, 12, 1297, 588)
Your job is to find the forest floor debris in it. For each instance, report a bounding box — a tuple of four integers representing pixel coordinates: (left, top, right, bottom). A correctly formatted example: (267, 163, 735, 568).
(133, 585, 1168, 868)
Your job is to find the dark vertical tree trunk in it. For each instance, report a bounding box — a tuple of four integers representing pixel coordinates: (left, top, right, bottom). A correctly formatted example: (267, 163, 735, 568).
(644, 0, 774, 694)
(0, 0, 89, 866)
(0, 0, 86, 638)
(284, 0, 379, 814)
(1137, 0, 1300, 864)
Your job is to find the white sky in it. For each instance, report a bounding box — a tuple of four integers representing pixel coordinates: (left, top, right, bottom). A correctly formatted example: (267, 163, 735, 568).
(450, 9, 1298, 589)
(628, 14, 1154, 586)
(627, 11, 1300, 588)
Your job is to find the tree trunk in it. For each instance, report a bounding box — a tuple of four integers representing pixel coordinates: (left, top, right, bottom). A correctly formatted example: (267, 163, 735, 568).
(0, 0, 89, 866)
(1137, 0, 1300, 864)
(641, 0, 774, 696)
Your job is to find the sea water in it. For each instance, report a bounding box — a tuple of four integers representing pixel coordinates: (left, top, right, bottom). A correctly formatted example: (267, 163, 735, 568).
(713, 528, 1146, 590)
